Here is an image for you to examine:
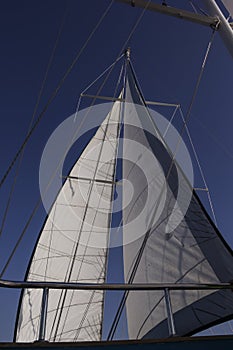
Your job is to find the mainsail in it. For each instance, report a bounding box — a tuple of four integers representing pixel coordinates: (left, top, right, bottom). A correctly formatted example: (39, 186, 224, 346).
(15, 96, 123, 342)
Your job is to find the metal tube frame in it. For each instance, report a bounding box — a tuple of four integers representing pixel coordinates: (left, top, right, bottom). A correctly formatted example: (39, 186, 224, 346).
(2, 279, 233, 341)
(4, 0, 233, 344)
(1, 280, 232, 290)
(115, 0, 219, 28)
(202, 0, 233, 58)
(38, 288, 49, 342)
(164, 288, 176, 337)
(116, 0, 233, 59)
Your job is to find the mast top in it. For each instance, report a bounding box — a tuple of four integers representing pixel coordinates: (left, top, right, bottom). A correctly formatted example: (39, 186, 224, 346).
(125, 47, 131, 60)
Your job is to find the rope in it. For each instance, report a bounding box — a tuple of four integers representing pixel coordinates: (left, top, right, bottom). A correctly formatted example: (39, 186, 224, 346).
(107, 24, 218, 341)
(193, 117, 233, 161)
(8, 51, 126, 339)
(0, 0, 114, 190)
(0, 197, 42, 278)
(38, 0, 154, 336)
(2, 54, 125, 279)
(0, 2, 68, 239)
(120, 0, 152, 50)
(76, 0, 152, 117)
(80, 54, 125, 96)
(50, 62, 126, 341)
(179, 107, 218, 226)
(163, 105, 218, 226)
(162, 105, 180, 138)
(189, 1, 198, 14)
(53, 55, 127, 340)
(0, 0, 115, 278)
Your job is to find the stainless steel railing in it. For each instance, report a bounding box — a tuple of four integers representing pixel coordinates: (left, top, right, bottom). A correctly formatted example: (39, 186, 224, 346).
(0, 279, 233, 341)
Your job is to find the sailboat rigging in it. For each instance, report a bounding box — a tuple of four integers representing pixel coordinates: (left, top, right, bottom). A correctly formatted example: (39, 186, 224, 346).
(0, 0, 233, 345)
(12, 47, 233, 342)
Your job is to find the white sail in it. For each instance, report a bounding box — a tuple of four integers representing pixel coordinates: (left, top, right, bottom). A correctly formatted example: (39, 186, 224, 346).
(16, 96, 123, 342)
(120, 64, 233, 339)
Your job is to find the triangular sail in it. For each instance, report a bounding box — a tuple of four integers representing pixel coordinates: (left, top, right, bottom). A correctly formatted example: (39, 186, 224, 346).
(121, 63, 233, 339)
(15, 96, 123, 342)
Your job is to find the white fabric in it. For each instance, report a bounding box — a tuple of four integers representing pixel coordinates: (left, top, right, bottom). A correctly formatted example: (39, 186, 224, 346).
(16, 97, 122, 342)
(122, 72, 233, 339)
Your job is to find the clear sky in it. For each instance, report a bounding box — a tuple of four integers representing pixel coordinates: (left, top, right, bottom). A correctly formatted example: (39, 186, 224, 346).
(0, 0, 233, 342)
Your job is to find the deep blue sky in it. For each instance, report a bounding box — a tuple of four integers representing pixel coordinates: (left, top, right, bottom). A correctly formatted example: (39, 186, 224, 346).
(0, 0, 233, 342)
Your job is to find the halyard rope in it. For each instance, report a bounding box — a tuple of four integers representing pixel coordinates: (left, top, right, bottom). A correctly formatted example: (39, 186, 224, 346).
(0, 0, 115, 277)
(0, 0, 114, 190)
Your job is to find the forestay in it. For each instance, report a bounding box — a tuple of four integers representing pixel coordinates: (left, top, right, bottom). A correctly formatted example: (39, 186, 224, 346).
(15, 96, 123, 342)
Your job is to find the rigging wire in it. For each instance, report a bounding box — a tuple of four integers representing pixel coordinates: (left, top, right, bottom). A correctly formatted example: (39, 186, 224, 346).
(62, 0, 155, 338)
(162, 105, 180, 138)
(157, 102, 218, 227)
(43, 58, 125, 337)
(120, 0, 152, 49)
(0, 197, 42, 278)
(80, 56, 125, 96)
(0, 0, 114, 191)
(13, 62, 127, 341)
(0, 1, 69, 239)
(2, 0, 151, 280)
(49, 56, 128, 341)
(179, 107, 218, 226)
(178, 107, 233, 337)
(76, 63, 126, 342)
(189, 1, 198, 14)
(43, 2, 156, 336)
(0, 0, 115, 278)
(104, 66, 182, 340)
(7, 0, 221, 340)
(189, 0, 209, 17)
(51, 66, 126, 341)
(10, 56, 128, 338)
(73, 52, 124, 126)
(101, 59, 128, 339)
(11, 52, 127, 339)
(107, 24, 219, 341)
(36, 55, 127, 342)
(193, 116, 233, 161)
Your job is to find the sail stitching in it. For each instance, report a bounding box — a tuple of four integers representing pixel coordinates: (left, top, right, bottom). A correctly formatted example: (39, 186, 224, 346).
(50, 94, 122, 340)
(108, 29, 218, 337)
(62, 102, 124, 340)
